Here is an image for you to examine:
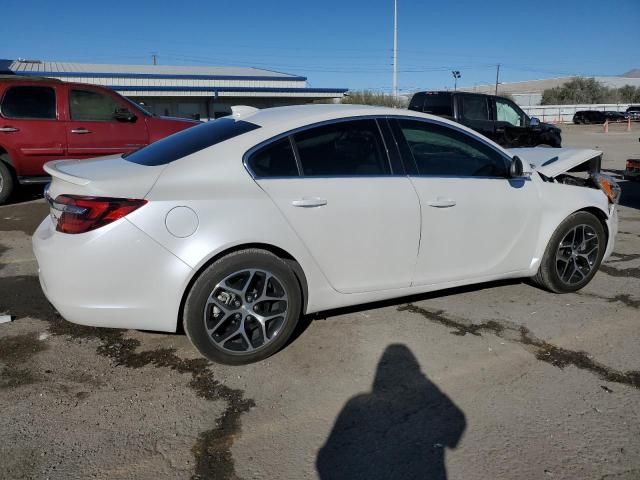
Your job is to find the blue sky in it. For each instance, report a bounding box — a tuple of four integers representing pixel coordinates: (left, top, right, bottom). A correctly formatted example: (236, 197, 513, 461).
(4, 0, 639, 92)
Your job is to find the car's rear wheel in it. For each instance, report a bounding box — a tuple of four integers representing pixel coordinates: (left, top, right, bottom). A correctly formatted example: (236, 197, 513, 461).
(533, 212, 606, 293)
(0, 158, 15, 204)
(183, 249, 302, 365)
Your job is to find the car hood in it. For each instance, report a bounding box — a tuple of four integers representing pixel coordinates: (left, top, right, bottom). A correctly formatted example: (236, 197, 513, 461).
(508, 147, 602, 178)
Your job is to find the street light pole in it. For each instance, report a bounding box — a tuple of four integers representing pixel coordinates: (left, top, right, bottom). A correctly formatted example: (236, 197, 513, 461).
(392, 0, 398, 98)
(452, 70, 461, 91)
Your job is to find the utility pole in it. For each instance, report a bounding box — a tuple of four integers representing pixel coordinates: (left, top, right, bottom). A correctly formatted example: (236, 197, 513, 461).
(392, 0, 398, 98)
(152, 53, 158, 66)
(495, 63, 500, 95)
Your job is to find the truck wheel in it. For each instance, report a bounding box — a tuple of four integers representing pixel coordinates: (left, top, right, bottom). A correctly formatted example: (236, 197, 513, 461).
(0, 158, 15, 204)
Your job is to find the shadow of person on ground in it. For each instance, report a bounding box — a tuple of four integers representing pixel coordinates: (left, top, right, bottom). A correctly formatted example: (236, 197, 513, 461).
(316, 344, 466, 480)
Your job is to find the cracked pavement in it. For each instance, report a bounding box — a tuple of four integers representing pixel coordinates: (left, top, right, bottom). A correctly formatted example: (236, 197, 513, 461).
(1, 125, 639, 479)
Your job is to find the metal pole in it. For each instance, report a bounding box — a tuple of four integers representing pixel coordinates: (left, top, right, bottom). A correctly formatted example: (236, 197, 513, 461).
(392, 0, 398, 98)
(495, 63, 500, 96)
(152, 54, 157, 66)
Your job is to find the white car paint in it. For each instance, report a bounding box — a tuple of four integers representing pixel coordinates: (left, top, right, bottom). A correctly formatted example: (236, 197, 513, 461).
(33, 104, 618, 333)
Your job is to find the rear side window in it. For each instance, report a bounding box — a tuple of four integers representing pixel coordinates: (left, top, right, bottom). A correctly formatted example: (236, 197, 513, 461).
(461, 95, 489, 121)
(70, 89, 120, 121)
(422, 94, 453, 116)
(293, 119, 390, 176)
(124, 118, 260, 166)
(395, 119, 509, 177)
(1, 86, 56, 119)
(248, 137, 299, 177)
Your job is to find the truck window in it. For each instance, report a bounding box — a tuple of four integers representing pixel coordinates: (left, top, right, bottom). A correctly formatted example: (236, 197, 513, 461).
(70, 89, 121, 121)
(422, 94, 453, 116)
(461, 95, 489, 121)
(1, 86, 56, 119)
(496, 98, 524, 127)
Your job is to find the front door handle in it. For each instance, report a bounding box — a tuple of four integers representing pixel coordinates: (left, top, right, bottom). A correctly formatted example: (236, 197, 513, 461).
(427, 197, 456, 208)
(0, 126, 19, 132)
(292, 197, 327, 208)
(70, 128, 91, 134)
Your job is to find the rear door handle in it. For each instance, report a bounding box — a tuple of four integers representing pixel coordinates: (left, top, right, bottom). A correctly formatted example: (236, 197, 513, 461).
(292, 197, 327, 208)
(427, 197, 456, 208)
(70, 128, 91, 134)
(0, 126, 19, 132)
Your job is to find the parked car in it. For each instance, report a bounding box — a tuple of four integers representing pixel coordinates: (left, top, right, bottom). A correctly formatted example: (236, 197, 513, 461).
(573, 111, 604, 124)
(408, 91, 562, 148)
(574, 110, 626, 124)
(604, 111, 627, 122)
(33, 104, 619, 364)
(0, 75, 199, 203)
(625, 158, 640, 181)
(626, 106, 640, 120)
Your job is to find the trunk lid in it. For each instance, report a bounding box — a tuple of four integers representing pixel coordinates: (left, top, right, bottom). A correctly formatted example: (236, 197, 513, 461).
(508, 147, 602, 178)
(43, 155, 165, 199)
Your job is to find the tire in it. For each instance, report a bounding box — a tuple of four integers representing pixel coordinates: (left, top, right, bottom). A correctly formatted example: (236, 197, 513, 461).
(183, 249, 302, 365)
(532, 212, 606, 293)
(0, 158, 15, 204)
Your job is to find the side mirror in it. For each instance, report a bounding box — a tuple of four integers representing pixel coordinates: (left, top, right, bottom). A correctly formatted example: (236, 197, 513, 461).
(114, 108, 136, 122)
(510, 156, 524, 178)
(529, 117, 540, 128)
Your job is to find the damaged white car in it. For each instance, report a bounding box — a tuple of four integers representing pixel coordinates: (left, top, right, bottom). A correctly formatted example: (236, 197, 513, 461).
(33, 105, 620, 364)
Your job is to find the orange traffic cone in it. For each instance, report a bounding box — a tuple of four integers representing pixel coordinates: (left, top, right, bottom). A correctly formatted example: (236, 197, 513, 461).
(627, 117, 632, 132)
(604, 120, 609, 133)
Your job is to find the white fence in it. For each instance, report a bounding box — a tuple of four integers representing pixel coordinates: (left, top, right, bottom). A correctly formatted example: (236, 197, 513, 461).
(521, 104, 632, 124)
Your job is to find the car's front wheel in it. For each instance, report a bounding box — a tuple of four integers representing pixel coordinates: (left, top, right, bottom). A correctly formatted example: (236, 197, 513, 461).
(533, 211, 606, 293)
(183, 249, 302, 365)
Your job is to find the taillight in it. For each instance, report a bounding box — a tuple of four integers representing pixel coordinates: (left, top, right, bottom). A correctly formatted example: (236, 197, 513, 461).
(47, 194, 147, 234)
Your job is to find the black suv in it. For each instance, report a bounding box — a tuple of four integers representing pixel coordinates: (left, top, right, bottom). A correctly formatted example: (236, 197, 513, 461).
(408, 91, 562, 148)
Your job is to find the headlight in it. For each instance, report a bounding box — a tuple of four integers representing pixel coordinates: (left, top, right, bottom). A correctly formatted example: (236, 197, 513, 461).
(593, 172, 621, 204)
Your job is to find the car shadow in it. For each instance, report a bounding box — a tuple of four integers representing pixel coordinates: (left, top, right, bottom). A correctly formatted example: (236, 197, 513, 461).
(3, 184, 45, 206)
(316, 344, 466, 480)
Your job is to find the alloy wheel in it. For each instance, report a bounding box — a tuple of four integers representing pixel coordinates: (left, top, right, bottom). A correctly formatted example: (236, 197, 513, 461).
(203, 269, 289, 354)
(555, 224, 600, 285)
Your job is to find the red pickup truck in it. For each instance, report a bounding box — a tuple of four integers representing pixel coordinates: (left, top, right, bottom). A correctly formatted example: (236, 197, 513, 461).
(0, 76, 198, 203)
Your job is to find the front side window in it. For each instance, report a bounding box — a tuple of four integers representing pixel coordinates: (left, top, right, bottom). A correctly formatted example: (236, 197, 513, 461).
(1, 86, 56, 119)
(496, 99, 524, 127)
(69, 89, 121, 121)
(248, 137, 299, 177)
(396, 119, 509, 177)
(293, 119, 389, 176)
(461, 95, 489, 121)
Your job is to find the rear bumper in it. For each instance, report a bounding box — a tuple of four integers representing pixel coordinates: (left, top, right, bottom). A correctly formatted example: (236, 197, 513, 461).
(32, 216, 193, 332)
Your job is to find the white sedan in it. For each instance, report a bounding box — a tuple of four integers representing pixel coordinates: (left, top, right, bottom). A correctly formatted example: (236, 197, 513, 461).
(33, 105, 620, 364)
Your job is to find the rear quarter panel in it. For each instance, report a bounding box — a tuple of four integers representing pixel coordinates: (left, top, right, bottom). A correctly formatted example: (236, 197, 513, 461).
(125, 135, 336, 314)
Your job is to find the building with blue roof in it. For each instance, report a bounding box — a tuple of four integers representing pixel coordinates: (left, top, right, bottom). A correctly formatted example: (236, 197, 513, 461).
(0, 59, 347, 119)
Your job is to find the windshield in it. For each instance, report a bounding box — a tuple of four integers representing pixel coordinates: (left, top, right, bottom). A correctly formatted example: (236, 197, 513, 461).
(123, 97, 152, 116)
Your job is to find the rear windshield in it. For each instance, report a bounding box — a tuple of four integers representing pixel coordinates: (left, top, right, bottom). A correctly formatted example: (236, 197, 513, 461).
(422, 94, 453, 116)
(124, 118, 260, 166)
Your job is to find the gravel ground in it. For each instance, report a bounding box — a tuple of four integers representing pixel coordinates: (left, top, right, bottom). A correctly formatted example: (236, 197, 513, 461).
(1, 125, 639, 480)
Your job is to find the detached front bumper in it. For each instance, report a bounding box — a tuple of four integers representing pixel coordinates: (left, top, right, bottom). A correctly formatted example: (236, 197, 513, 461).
(603, 204, 618, 262)
(32, 216, 193, 332)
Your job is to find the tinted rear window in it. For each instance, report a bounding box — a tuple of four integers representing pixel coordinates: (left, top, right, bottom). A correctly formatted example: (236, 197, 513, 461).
(124, 118, 260, 166)
(422, 94, 453, 116)
(1, 86, 56, 119)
